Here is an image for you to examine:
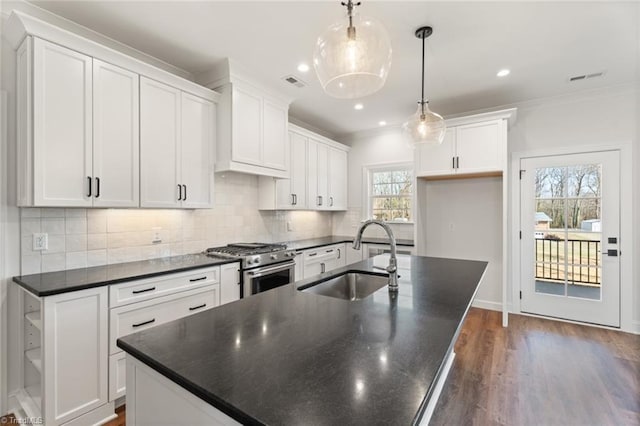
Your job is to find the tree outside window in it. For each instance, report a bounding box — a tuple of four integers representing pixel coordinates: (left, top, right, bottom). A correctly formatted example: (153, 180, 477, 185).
(369, 167, 413, 222)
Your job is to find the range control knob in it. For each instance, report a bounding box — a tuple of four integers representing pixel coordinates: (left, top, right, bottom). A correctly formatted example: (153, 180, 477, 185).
(270, 254, 278, 260)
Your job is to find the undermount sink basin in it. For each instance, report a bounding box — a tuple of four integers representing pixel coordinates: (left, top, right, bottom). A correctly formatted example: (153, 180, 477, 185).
(301, 272, 389, 301)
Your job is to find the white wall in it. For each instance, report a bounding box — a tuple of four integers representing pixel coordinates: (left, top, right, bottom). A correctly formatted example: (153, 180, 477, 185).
(338, 84, 638, 331)
(332, 128, 415, 241)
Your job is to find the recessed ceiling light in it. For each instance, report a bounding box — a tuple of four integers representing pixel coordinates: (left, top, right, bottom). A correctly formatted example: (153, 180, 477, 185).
(378, 121, 387, 126)
(497, 69, 510, 77)
(297, 63, 310, 73)
(354, 103, 364, 110)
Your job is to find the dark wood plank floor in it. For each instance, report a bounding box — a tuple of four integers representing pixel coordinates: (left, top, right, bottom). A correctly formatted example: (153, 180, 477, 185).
(431, 308, 640, 426)
(4, 308, 638, 425)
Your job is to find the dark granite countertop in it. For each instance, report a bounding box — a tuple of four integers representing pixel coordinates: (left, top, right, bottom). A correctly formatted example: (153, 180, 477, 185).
(12, 254, 239, 297)
(282, 235, 414, 251)
(117, 255, 486, 425)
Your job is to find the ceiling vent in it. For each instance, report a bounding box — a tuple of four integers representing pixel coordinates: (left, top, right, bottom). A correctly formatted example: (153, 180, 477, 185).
(282, 75, 306, 88)
(568, 71, 605, 82)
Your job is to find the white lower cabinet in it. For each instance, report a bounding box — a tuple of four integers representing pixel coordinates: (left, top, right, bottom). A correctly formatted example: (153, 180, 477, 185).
(302, 244, 347, 279)
(16, 286, 112, 426)
(14, 262, 240, 422)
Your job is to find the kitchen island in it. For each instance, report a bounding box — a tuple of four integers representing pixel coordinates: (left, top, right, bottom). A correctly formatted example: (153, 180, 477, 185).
(117, 255, 487, 425)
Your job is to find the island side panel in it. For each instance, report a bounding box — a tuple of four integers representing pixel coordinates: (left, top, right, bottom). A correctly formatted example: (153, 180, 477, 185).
(125, 356, 241, 426)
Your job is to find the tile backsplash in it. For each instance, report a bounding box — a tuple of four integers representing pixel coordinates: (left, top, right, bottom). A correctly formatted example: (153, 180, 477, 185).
(20, 172, 333, 275)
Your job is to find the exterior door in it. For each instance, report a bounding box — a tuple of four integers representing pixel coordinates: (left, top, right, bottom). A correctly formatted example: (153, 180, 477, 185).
(520, 151, 620, 327)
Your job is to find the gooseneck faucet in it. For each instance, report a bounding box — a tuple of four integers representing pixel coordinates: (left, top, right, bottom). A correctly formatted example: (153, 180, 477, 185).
(353, 219, 399, 292)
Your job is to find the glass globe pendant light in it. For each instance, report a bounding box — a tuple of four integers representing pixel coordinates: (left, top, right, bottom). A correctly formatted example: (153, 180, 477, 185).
(313, 0, 392, 99)
(404, 26, 446, 146)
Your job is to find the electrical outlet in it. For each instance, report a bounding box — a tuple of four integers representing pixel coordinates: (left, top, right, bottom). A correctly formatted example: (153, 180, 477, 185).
(33, 233, 48, 251)
(287, 221, 293, 232)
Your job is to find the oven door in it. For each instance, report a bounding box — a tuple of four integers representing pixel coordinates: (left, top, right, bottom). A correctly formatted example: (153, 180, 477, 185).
(243, 260, 295, 297)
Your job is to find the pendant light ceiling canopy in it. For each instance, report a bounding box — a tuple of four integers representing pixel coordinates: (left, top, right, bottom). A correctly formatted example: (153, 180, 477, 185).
(313, 0, 392, 99)
(404, 26, 446, 146)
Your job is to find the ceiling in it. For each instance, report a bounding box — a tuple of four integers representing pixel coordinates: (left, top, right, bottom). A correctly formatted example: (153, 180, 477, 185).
(23, 1, 640, 138)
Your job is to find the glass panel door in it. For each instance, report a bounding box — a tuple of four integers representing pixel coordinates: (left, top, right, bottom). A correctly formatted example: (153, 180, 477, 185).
(520, 151, 620, 327)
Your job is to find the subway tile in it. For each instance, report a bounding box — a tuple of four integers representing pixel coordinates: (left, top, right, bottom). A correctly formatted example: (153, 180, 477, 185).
(88, 213, 107, 234)
(41, 218, 65, 235)
(65, 208, 87, 218)
(21, 255, 42, 275)
(66, 251, 87, 269)
(65, 217, 87, 235)
(21, 208, 41, 218)
(43, 235, 65, 254)
(21, 218, 41, 237)
(41, 208, 65, 218)
(66, 234, 87, 252)
(87, 250, 107, 267)
(88, 233, 107, 250)
(41, 253, 66, 273)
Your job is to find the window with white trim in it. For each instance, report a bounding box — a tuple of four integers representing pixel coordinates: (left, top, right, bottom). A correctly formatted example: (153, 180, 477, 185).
(367, 165, 413, 222)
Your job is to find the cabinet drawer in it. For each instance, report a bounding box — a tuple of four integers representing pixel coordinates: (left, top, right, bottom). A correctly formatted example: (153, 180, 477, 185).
(109, 286, 217, 354)
(109, 351, 126, 401)
(304, 244, 343, 264)
(110, 267, 219, 307)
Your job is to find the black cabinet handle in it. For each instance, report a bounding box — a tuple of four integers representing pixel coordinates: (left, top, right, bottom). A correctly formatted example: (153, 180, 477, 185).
(178, 184, 182, 201)
(189, 276, 207, 282)
(337, 248, 341, 259)
(132, 318, 155, 328)
(132, 286, 156, 294)
(326, 249, 334, 253)
(87, 176, 92, 197)
(95, 177, 100, 198)
(189, 303, 207, 311)
(321, 263, 326, 273)
(330, 197, 334, 207)
(308, 252, 317, 257)
(456, 156, 460, 169)
(294, 194, 297, 205)
(183, 184, 187, 201)
(452, 157, 455, 169)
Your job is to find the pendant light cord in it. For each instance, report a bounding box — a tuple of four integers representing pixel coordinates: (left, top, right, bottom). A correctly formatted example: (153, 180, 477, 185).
(420, 33, 426, 117)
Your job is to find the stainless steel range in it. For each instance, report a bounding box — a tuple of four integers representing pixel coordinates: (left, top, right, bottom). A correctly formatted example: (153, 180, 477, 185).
(205, 243, 296, 298)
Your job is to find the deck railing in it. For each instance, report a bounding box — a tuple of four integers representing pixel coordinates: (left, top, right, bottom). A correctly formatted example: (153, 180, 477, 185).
(535, 238, 601, 285)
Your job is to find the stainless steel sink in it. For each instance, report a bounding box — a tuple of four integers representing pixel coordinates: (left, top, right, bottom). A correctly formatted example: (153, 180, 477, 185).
(301, 272, 388, 301)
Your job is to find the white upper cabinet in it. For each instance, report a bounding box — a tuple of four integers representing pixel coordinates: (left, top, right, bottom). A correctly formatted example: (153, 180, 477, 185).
(28, 37, 93, 207)
(327, 147, 348, 210)
(197, 59, 291, 178)
(140, 77, 215, 208)
(11, 12, 219, 208)
(140, 77, 181, 208)
(258, 124, 349, 211)
(93, 59, 139, 207)
(181, 92, 215, 208)
(415, 114, 510, 179)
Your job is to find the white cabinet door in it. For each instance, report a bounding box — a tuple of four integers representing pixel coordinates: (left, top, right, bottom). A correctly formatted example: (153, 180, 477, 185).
(181, 93, 214, 208)
(140, 77, 181, 208)
(33, 38, 93, 207)
(220, 262, 240, 305)
(289, 131, 308, 209)
(43, 286, 108, 425)
(92, 59, 139, 208)
(315, 141, 329, 209)
(262, 100, 288, 171)
(415, 127, 456, 177)
(307, 139, 319, 209)
(328, 147, 347, 210)
(455, 120, 503, 174)
(231, 86, 262, 166)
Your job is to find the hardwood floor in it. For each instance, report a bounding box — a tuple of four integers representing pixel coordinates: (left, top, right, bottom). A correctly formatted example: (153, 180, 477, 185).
(3, 308, 637, 426)
(431, 308, 640, 426)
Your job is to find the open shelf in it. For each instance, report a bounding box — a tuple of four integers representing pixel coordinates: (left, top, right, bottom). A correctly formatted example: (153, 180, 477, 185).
(25, 311, 42, 331)
(25, 347, 42, 374)
(16, 386, 42, 418)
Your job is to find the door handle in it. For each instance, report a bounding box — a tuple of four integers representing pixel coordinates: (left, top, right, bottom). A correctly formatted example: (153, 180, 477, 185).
(189, 276, 207, 282)
(321, 263, 325, 273)
(183, 184, 187, 201)
(95, 177, 100, 198)
(291, 194, 295, 205)
(177, 184, 182, 201)
(132, 286, 156, 294)
(189, 303, 207, 311)
(602, 249, 619, 257)
(87, 176, 92, 197)
(330, 197, 334, 207)
(132, 318, 155, 328)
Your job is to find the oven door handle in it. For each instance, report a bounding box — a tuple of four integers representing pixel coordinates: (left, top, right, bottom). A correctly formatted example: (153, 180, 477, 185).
(246, 262, 295, 278)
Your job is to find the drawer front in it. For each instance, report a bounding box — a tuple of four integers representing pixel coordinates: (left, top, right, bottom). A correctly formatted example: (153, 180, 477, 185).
(109, 352, 127, 401)
(110, 267, 219, 307)
(110, 286, 217, 354)
(304, 244, 343, 265)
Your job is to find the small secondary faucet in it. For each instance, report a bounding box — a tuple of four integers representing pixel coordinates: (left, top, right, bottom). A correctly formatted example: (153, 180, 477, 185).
(353, 219, 399, 292)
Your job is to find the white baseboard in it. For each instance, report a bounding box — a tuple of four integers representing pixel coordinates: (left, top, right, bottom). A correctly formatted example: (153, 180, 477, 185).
(471, 299, 502, 312)
(630, 321, 640, 335)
